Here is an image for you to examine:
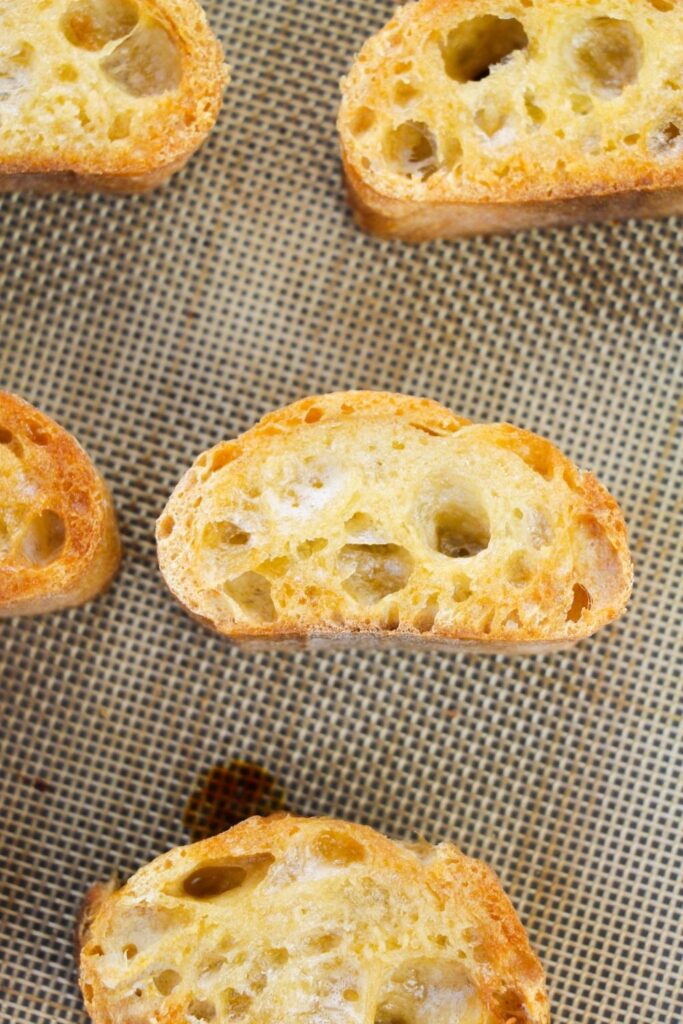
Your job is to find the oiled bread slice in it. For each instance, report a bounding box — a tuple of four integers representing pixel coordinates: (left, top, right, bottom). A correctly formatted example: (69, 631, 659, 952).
(338, 0, 683, 239)
(0, 0, 227, 192)
(156, 391, 632, 651)
(78, 814, 550, 1024)
(0, 392, 120, 616)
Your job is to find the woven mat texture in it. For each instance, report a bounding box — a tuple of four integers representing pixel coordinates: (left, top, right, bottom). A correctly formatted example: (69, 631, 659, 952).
(0, 2, 682, 1021)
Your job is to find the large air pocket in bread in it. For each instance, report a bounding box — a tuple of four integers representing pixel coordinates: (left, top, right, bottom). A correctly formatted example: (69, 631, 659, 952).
(338, 0, 683, 238)
(0, 0, 227, 192)
(156, 391, 632, 651)
(78, 814, 550, 1024)
(0, 392, 120, 616)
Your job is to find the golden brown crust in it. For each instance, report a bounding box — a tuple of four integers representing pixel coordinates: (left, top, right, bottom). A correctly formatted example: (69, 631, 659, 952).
(156, 390, 633, 650)
(0, 0, 228, 191)
(0, 392, 121, 616)
(79, 814, 550, 1024)
(338, 0, 683, 238)
(344, 156, 683, 240)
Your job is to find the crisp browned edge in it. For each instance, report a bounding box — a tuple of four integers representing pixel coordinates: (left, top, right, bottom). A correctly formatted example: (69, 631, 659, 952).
(337, 0, 683, 240)
(0, 391, 122, 616)
(156, 390, 633, 650)
(342, 154, 683, 241)
(77, 814, 550, 1024)
(0, 0, 229, 192)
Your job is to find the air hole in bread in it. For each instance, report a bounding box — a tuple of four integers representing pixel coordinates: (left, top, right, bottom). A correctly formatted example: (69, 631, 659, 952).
(61, 0, 139, 51)
(344, 988, 360, 1002)
(0, 428, 13, 444)
(339, 543, 413, 605)
(123, 943, 138, 959)
(506, 550, 533, 585)
(312, 830, 366, 865)
(375, 960, 479, 1024)
(101, 22, 182, 97)
(304, 406, 323, 424)
(158, 515, 174, 539)
(153, 969, 181, 995)
(414, 595, 438, 632)
(223, 572, 275, 622)
(434, 500, 490, 559)
(567, 582, 591, 622)
(188, 998, 216, 1020)
(570, 93, 593, 115)
(440, 16, 528, 83)
(623, 132, 640, 145)
(494, 988, 528, 1020)
(204, 520, 250, 548)
(221, 988, 251, 1018)
(350, 106, 376, 135)
(57, 64, 79, 83)
(182, 865, 247, 898)
(109, 110, 132, 140)
(261, 946, 289, 970)
(524, 93, 545, 125)
(84, 943, 104, 957)
(452, 574, 472, 602)
(82, 982, 94, 1001)
(182, 854, 274, 899)
(393, 80, 421, 105)
(650, 120, 683, 155)
(384, 121, 438, 179)
(569, 18, 642, 98)
(474, 104, 510, 139)
(647, 0, 673, 9)
(21, 509, 66, 565)
(308, 931, 341, 953)
(26, 420, 50, 446)
(297, 538, 328, 558)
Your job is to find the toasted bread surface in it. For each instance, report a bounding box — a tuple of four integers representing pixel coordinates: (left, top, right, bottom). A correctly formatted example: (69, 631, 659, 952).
(156, 391, 632, 650)
(0, 0, 227, 191)
(338, 0, 683, 238)
(79, 814, 550, 1024)
(0, 392, 121, 616)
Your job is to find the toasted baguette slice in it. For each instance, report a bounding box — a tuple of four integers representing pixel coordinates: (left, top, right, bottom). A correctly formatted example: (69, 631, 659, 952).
(338, 0, 683, 239)
(0, 0, 227, 192)
(78, 814, 550, 1024)
(156, 391, 632, 652)
(0, 392, 120, 616)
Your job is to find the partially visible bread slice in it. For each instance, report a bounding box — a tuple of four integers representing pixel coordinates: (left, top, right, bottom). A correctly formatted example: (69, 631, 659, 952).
(0, 392, 120, 616)
(0, 0, 227, 192)
(338, 0, 683, 239)
(78, 814, 550, 1024)
(156, 391, 632, 651)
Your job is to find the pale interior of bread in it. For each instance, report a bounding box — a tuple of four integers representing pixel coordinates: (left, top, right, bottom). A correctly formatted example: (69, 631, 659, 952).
(0, 426, 68, 569)
(80, 819, 546, 1024)
(0, 0, 198, 166)
(158, 402, 627, 642)
(340, 0, 683, 200)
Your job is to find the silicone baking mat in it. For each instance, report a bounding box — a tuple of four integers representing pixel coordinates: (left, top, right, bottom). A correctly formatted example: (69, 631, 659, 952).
(0, 1, 681, 1021)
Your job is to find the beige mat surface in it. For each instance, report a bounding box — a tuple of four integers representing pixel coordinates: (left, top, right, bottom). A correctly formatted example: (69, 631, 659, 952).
(0, 2, 681, 1021)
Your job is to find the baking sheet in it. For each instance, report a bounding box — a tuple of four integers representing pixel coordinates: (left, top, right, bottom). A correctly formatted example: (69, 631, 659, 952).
(0, 1, 681, 1021)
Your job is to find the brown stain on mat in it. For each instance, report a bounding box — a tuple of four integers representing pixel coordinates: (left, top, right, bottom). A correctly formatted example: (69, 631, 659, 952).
(183, 760, 288, 842)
